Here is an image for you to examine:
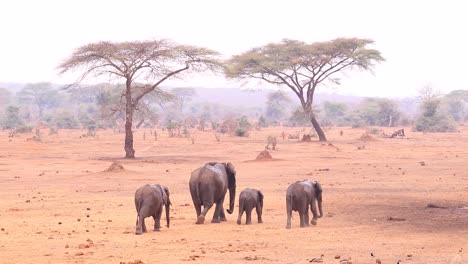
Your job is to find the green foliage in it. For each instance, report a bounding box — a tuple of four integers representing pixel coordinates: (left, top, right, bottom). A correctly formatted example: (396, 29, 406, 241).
(17, 82, 61, 117)
(258, 115, 268, 127)
(287, 107, 310, 127)
(234, 128, 249, 137)
(43, 111, 79, 129)
(265, 90, 292, 124)
(226, 38, 384, 140)
(321, 101, 347, 126)
(238, 115, 252, 130)
(443, 90, 468, 123)
(16, 126, 33, 133)
(346, 98, 401, 127)
(2, 106, 25, 129)
(414, 99, 457, 132)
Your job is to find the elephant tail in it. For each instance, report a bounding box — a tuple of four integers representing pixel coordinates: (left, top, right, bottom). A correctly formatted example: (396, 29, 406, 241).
(135, 198, 144, 225)
(286, 193, 293, 218)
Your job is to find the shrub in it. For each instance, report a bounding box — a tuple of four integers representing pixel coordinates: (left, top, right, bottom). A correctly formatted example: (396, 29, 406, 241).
(234, 128, 249, 137)
(414, 100, 457, 132)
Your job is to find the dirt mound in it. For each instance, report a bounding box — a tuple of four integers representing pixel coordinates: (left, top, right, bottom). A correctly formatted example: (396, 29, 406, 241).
(105, 162, 125, 172)
(256, 150, 273, 160)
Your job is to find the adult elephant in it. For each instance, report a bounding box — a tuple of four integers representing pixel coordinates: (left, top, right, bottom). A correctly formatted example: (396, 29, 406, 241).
(189, 162, 236, 224)
(286, 180, 323, 229)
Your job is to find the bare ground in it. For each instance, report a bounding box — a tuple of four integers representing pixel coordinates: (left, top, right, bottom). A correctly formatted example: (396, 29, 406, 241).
(0, 127, 466, 263)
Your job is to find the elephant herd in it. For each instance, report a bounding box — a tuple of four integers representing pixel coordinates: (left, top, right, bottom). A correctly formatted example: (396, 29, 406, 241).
(134, 161, 323, 235)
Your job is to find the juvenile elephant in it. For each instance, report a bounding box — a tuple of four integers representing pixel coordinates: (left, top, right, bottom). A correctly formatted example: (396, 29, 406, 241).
(189, 162, 236, 224)
(134, 184, 171, 235)
(237, 188, 263, 225)
(286, 180, 323, 229)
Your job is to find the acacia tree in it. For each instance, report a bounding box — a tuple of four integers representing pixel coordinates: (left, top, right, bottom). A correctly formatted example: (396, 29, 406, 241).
(17, 82, 60, 118)
(226, 38, 384, 141)
(58, 40, 221, 158)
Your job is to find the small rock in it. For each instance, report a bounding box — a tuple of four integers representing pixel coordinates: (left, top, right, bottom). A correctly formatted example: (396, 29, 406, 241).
(375, 259, 381, 264)
(335, 255, 341, 259)
(58, 222, 62, 225)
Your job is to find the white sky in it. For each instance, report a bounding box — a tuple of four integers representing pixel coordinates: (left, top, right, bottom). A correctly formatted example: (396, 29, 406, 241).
(1, 0, 467, 98)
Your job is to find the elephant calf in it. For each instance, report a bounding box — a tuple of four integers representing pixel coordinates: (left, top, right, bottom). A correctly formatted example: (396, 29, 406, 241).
(286, 180, 323, 229)
(134, 184, 171, 235)
(237, 188, 263, 225)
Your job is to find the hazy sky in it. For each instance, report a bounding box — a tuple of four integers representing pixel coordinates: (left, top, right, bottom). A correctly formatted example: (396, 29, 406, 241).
(1, 0, 466, 98)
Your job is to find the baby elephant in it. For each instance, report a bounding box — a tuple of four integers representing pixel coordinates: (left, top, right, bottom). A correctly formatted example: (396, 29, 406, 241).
(134, 184, 171, 235)
(237, 188, 263, 225)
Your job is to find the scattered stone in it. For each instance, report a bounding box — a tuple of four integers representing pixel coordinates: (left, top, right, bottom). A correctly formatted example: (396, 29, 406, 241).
(387, 216, 406, 221)
(335, 255, 341, 259)
(419, 161, 426, 166)
(375, 258, 382, 264)
(426, 203, 448, 209)
(58, 222, 62, 225)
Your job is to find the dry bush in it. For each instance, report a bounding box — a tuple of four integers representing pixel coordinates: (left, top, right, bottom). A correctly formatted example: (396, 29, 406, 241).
(265, 135, 277, 150)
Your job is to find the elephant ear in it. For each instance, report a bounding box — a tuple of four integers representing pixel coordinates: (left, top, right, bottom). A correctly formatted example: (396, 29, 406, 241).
(314, 182, 322, 201)
(257, 190, 264, 207)
(225, 162, 236, 189)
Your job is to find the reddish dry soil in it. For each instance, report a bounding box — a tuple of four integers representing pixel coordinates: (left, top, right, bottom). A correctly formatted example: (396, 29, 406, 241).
(0, 127, 466, 263)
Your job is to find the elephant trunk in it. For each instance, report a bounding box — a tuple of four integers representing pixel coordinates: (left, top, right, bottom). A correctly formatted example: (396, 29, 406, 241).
(226, 187, 236, 214)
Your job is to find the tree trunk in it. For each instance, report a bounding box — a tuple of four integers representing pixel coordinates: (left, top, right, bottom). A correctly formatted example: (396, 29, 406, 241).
(124, 80, 135, 159)
(307, 110, 327, 142)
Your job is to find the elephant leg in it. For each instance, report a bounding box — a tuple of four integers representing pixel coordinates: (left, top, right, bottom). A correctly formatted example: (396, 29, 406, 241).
(211, 201, 223, 223)
(219, 206, 227, 221)
(193, 202, 202, 220)
(256, 204, 263, 224)
(197, 202, 213, 224)
(299, 211, 306, 228)
(142, 218, 147, 232)
(310, 199, 318, 225)
(304, 206, 310, 226)
(154, 208, 162, 231)
(246, 208, 252, 225)
(135, 215, 144, 235)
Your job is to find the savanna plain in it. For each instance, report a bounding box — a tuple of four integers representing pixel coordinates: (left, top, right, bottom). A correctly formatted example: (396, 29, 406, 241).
(0, 127, 466, 264)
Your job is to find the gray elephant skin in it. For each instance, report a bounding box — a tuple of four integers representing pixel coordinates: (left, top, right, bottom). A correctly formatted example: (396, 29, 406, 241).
(286, 180, 323, 229)
(134, 184, 171, 235)
(237, 188, 263, 225)
(189, 162, 237, 224)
